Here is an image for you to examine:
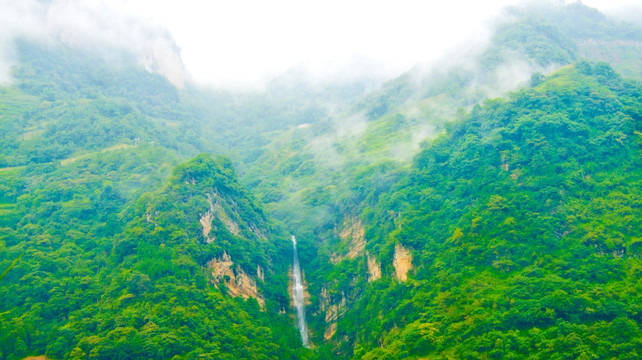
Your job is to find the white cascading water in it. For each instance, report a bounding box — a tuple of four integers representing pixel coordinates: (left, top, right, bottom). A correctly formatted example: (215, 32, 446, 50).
(291, 235, 310, 347)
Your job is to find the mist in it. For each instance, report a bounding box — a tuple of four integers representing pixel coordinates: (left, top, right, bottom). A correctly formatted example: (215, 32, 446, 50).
(0, 0, 632, 92)
(290, 0, 606, 168)
(604, 3, 642, 26)
(0, 0, 185, 87)
(113, 0, 536, 90)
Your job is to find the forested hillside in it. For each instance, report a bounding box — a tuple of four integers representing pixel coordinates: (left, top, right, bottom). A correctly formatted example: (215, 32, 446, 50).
(0, 2, 641, 360)
(0, 39, 316, 360)
(318, 62, 642, 359)
(0, 153, 308, 359)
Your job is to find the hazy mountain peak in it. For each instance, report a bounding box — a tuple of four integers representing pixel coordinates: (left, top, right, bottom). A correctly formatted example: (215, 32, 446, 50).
(0, 0, 186, 88)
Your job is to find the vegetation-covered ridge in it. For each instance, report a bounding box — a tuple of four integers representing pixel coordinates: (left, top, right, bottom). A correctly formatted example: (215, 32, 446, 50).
(0, 154, 307, 360)
(315, 62, 642, 359)
(1, 3, 641, 360)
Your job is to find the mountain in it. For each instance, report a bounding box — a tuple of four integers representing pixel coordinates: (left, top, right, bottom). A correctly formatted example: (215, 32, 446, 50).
(0, 153, 307, 359)
(0, 2, 641, 360)
(240, 9, 642, 356)
(316, 62, 642, 359)
(241, 2, 642, 245)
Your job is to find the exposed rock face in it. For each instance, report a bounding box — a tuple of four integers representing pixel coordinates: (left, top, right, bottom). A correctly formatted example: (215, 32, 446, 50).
(200, 209, 214, 243)
(366, 252, 382, 282)
(207, 192, 241, 236)
(200, 193, 244, 243)
(212, 195, 240, 236)
(393, 243, 413, 281)
(257, 265, 264, 281)
(319, 287, 346, 340)
(324, 322, 337, 341)
(325, 301, 345, 323)
(145, 212, 159, 226)
(331, 218, 366, 264)
(140, 37, 186, 89)
(208, 252, 264, 307)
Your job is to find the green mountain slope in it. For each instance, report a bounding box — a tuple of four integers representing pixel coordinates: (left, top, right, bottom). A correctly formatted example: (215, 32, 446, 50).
(0, 36, 347, 360)
(0, 154, 306, 359)
(316, 63, 642, 359)
(243, 2, 642, 247)
(1, 2, 641, 360)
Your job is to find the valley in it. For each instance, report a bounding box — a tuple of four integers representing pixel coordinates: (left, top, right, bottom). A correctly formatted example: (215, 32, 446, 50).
(0, 2, 641, 359)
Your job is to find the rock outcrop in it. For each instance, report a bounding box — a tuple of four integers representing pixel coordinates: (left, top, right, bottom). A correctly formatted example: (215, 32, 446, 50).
(331, 218, 366, 264)
(393, 243, 413, 281)
(257, 265, 264, 281)
(208, 252, 264, 307)
(319, 287, 347, 340)
(200, 209, 214, 243)
(212, 194, 240, 236)
(199, 192, 246, 243)
(324, 322, 337, 341)
(366, 252, 382, 282)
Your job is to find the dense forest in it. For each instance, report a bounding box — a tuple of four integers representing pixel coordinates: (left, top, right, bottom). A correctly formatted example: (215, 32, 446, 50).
(1, 2, 641, 359)
(328, 62, 642, 359)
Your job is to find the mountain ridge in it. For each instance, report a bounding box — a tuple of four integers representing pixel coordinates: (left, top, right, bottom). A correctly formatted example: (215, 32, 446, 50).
(0, 2, 641, 359)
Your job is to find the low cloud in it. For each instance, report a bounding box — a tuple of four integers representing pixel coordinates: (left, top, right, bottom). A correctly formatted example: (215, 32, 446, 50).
(389, 124, 438, 162)
(0, 0, 185, 87)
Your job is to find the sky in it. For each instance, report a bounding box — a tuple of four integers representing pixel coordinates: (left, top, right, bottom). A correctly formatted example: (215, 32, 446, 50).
(120, 0, 525, 87)
(1, 0, 640, 89)
(117, 0, 640, 88)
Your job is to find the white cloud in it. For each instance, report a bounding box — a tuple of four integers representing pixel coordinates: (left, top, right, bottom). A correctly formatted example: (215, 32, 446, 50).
(120, 0, 526, 88)
(0, 0, 185, 87)
(123, 0, 633, 88)
(0, 0, 635, 89)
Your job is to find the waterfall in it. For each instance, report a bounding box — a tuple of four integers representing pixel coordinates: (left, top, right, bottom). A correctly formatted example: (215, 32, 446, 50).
(291, 235, 310, 347)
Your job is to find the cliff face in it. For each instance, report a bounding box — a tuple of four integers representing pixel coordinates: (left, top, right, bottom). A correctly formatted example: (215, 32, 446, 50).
(140, 154, 282, 311)
(316, 218, 414, 343)
(331, 218, 366, 264)
(199, 192, 244, 243)
(366, 252, 382, 282)
(393, 243, 413, 281)
(199, 209, 214, 243)
(209, 252, 265, 307)
(319, 287, 346, 341)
